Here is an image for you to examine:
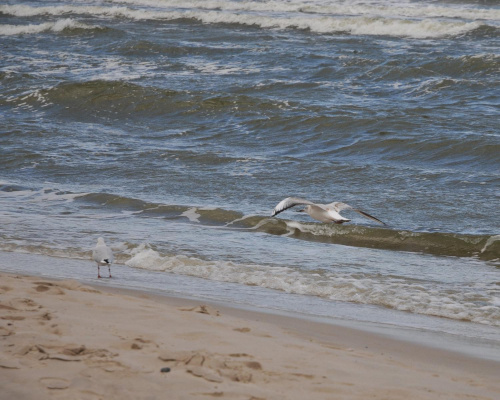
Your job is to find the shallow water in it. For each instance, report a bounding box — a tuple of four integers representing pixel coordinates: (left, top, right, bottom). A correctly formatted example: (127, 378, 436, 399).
(1, 0, 499, 334)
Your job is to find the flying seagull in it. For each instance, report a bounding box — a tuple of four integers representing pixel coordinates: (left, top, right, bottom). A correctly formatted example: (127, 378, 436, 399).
(271, 197, 386, 225)
(92, 237, 114, 278)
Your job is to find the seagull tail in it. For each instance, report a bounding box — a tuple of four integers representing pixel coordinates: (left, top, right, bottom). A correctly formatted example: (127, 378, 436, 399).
(102, 259, 110, 264)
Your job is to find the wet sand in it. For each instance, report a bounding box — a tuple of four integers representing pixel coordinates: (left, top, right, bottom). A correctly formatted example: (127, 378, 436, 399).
(0, 271, 499, 400)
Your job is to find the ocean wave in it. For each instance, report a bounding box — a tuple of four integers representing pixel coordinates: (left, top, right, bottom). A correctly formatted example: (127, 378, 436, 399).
(0, 18, 97, 36)
(122, 243, 500, 326)
(419, 54, 500, 78)
(4, 80, 291, 118)
(0, 3, 493, 39)
(2, 184, 496, 260)
(70, 194, 500, 261)
(108, 0, 500, 22)
(1, 235, 497, 325)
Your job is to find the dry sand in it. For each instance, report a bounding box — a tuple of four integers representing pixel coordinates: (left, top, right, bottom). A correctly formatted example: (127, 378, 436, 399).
(0, 271, 498, 400)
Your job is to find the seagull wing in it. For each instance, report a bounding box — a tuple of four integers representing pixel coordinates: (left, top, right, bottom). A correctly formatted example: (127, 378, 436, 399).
(271, 197, 316, 217)
(328, 202, 386, 225)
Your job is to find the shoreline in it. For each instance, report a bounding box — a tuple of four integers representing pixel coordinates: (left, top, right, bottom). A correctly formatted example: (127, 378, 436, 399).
(1, 271, 499, 399)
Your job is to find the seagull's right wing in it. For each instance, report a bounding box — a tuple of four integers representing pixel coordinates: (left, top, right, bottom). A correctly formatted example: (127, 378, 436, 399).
(328, 202, 386, 225)
(271, 197, 315, 217)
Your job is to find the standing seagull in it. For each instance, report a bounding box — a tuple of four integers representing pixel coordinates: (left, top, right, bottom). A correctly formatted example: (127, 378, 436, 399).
(92, 237, 114, 278)
(272, 197, 386, 225)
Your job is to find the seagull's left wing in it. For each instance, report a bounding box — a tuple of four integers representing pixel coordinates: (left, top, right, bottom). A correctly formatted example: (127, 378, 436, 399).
(328, 202, 386, 225)
(272, 197, 315, 217)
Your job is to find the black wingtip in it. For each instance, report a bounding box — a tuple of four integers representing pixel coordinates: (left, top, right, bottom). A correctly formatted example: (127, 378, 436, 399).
(355, 209, 386, 226)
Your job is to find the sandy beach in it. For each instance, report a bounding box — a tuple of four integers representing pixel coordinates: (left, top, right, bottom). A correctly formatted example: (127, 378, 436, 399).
(0, 271, 498, 400)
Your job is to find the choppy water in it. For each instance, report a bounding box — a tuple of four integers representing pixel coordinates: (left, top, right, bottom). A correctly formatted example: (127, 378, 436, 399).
(1, 0, 499, 335)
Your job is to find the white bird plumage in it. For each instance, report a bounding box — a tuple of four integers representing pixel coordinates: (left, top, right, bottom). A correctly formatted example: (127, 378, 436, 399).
(92, 237, 114, 278)
(271, 197, 386, 225)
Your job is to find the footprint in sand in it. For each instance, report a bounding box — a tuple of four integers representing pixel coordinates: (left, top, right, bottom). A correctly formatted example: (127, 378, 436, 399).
(1, 315, 25, 321)
(0, 327, 13, 336)
(33, 283, 66, 295)
(0, 285, 13, 294)
(9, 298, 42, 311)
(233, 327, 251, 333)
(158, 350, 261, 384)
(39, 377, 70, 390)
(130, 337, 156, 350)
(51, 280, 100, 294)
(187, 366, 224, 383)
(39, 312, 52, 321)
(35, 285, 50, 292)
(0, 358, 21, 369)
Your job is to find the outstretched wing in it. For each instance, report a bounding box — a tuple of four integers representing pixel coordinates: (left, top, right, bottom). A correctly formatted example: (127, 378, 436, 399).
(271, 197, 315, 217)
(328, 202, 386, 225)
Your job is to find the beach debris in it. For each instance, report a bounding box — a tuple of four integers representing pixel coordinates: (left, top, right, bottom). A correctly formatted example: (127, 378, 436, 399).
(160, 367, 171, 373)
(179, 304, 220, 316)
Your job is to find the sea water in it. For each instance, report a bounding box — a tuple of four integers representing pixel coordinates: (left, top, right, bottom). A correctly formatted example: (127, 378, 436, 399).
(1, 0, 499, 349)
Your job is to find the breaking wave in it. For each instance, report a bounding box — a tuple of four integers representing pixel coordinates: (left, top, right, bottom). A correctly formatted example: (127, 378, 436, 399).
(119, 243, 500, 326)
(1, 184, 498, 261)
(1, 2, 496, 39)
(0, 18, 98, 36)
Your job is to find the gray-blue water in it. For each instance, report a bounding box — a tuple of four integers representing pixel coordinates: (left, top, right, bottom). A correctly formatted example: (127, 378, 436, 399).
(1, 0, 499, 343)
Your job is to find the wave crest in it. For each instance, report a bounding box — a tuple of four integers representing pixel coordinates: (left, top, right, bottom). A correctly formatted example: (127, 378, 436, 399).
(1, 3, 494, 39)
(0, 18, 98, 36)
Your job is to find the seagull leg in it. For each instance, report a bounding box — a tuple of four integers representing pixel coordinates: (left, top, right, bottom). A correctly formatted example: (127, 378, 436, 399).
(97, 264, 101, 279)
(108, 265, 112, 278)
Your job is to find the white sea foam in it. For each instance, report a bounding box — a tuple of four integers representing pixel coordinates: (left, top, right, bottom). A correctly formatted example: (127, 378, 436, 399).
(481, 235, 500, 254)
(0, 2, 494, 38)
(0, 18, 96, 36)
(124, 245, 500, 326)
(0, 185, 88, 203)
(109, 0, 500, 21)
